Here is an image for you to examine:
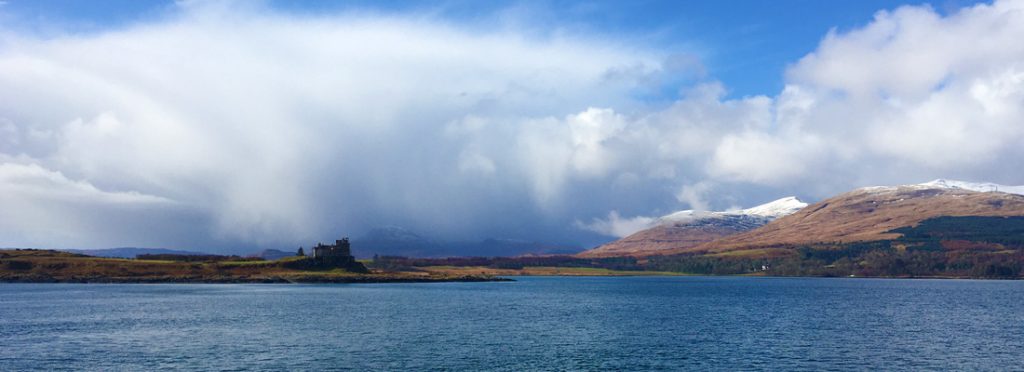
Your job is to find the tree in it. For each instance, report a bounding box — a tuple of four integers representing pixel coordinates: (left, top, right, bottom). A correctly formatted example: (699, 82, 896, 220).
(297, 247, 305, 257)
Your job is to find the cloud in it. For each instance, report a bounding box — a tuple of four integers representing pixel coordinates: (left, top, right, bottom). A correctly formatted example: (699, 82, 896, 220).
(0, 162, 172, 205)
(781, 1, 1024, 171)
(0, 3, 663, 249)
(575, 211, 657, 238)
(577, 0, 1024, 234)
(707, 131, 822, 185)
(2, 1, 1024, 251)
(700, 0, 1024, 188)
(675, 181, 713, 211)
(0, 161, 199, 249)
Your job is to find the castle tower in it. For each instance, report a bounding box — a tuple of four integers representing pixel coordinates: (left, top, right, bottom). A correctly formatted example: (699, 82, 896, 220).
(335, 238, 351, 257)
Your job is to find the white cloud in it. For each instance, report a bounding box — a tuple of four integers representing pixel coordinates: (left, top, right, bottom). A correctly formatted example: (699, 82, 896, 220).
(0, 3, 663, 249)
(0, 161, 190, 248)
(576, 0, 1024, 235)
(575, 211, 657, 238)
(567, 108, 627, 177)
(457, 150, 496, 175)
(707, 131, 822, 185)
(0, 118, 17, 148)
(0, 162, 172, 205)
(775, 0, 1024, 176)
(3, 1, 1024, 250)
(700, 0, 1024, 187)
(675, 181, 713, 211)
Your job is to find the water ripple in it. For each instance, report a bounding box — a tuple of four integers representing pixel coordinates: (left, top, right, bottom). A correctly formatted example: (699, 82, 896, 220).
(1, 277, 1023, 370)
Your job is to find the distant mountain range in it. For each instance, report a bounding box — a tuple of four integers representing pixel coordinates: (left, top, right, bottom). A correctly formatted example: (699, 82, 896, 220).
(55, 229, 581, 260)
(350, 226, 582, 258)
(251, 249, 296, 260)
(63, 247, 206, 259)
(577, 179, 1024, 258)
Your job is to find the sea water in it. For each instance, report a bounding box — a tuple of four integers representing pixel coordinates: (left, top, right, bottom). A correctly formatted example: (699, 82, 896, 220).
(2, 276, 1023, 371)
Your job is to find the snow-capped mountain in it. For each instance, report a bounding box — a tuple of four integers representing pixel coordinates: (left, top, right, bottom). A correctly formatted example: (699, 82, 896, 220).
(580, 179, 1024, 259)
(697, 179, 1024, 254)
(577, 197, 808, 258)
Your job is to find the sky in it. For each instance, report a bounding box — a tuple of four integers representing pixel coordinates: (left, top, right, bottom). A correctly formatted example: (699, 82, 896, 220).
(0, 0, 1022, 253)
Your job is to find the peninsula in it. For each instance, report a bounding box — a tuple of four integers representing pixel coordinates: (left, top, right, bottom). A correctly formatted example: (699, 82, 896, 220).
(0, 239, 508, 284)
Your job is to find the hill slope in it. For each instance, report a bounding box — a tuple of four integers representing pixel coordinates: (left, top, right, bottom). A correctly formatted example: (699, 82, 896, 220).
(685, 181, 1024, 255)
(577, 197, 807, 258)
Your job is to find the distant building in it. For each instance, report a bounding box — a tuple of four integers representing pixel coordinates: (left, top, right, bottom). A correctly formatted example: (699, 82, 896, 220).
(293, 237, 367, 273)
(309, 238, 354, 262)
(312, 238, 352, 259)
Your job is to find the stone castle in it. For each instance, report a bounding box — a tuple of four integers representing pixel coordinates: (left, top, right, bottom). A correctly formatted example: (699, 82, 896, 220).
(312, 238, 352, 260)
(299, 237, 367, 273)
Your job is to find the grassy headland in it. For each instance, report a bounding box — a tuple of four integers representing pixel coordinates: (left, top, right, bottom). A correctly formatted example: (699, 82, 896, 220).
(0, 249, 507, 283)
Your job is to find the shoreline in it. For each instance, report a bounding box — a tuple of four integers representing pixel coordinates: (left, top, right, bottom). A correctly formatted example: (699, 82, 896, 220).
(0, 274, 512, 284)
(3, 249, 1019, 283)
(3, 273, 1018, 283)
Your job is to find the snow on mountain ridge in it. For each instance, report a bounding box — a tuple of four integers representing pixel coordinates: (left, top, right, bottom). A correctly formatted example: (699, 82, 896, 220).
(919, 179, 1024, 195)
(738, 196, 808, 217)
(858, 179, 1024, 196)
(659, 197, 807, 224)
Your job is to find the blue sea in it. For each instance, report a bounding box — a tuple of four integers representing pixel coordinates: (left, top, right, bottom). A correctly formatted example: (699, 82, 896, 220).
(2, 276, 1023, 371)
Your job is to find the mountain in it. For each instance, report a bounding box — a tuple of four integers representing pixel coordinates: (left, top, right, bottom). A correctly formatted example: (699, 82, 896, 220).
(251, 249, 297, 260)
(63, 247, 205, 259)
(577, 197, 808, 258)
(683, 179, 1024, 255)
(446, 239, 582, 257)
(352, 226, 443, 258)
(352, 226, 582, 258)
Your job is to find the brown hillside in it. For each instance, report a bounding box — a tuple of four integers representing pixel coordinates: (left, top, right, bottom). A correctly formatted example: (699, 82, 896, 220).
(577, 215, 770, 258)
(680, 187, 1024, 254)
(577, 224, 743, 258)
